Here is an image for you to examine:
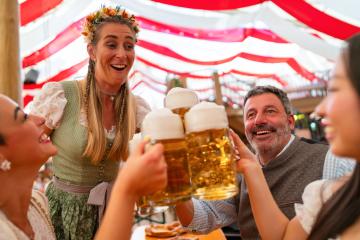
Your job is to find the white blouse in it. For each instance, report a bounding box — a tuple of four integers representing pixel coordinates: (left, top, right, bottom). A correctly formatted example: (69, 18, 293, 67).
(30, 82, 151, 134)
(295, 179, 339, 240)
(0, 191, 55, 240)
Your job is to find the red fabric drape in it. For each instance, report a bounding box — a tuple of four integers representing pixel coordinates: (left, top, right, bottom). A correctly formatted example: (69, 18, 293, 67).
(137, 56, 288, 86)
(22, 15, 288, 68)
(133, 70, 166, 86)
(22, 18, 84, 68)
(130, 80, 166, 94)
(138, 40, 315, 82)
(231, 70, 287, 86)
(20, 0, 63, 26)
(272, 0, 360, 40)
(150, 0, 264, 10)
(138, 17, 287, 43)
(23, 58, 88, 90)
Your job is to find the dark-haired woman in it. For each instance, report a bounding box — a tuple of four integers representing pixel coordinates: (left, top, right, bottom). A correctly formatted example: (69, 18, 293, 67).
(232, 33, 360, 240)
(0, 94, 166, 240)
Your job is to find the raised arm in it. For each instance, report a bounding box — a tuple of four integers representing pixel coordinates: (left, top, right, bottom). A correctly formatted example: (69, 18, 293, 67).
(95, 140, 167, 240)
(230, 130, 307, 240)
(176, 197, 237, 234)
(175, 200, 195, 226)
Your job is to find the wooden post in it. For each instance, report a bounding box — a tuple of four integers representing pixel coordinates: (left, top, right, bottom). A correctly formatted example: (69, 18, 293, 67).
(179, 75, 187, 88)
(0, 0, 22, 105)
(212, 71, 223, 105)
(166, 75, 187, 93)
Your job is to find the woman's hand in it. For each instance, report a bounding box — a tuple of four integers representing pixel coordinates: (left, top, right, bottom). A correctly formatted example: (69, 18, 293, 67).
(117, 140, 167, 200)
(96, 140, 167, 240)
(229, 129, 261, 175)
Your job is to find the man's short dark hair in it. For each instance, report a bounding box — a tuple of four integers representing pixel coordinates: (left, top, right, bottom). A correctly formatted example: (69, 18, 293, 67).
(243, 85, 292, 115)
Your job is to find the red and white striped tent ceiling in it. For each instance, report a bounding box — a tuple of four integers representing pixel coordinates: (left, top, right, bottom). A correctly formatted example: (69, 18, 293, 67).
(20, 0, 360, 109)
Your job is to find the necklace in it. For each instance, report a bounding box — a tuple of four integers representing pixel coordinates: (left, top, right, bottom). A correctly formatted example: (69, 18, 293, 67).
(99, 89, 118, 101)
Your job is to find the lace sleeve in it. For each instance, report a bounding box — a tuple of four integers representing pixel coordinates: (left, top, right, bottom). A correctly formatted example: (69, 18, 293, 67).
(32, 190, 49, 214)
(294, 179, 333, 234)
(134, 95, 151, 129)
(30, 82, 67, 129)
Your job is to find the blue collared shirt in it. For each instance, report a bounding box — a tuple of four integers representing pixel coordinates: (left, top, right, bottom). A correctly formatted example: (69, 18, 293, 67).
(184, 138, 355, 234)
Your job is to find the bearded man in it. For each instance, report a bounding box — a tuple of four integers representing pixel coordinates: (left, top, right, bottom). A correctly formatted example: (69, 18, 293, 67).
(175, 86, 354, 240)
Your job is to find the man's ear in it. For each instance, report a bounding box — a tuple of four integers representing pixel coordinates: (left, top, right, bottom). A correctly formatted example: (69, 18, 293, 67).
(87, 44, 96, 62)
(288, 114, 295, 130)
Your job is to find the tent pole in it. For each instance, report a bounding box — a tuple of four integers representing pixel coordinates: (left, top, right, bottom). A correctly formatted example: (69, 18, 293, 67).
(0, 0, 22, 106)
(213, 71, 223, 106)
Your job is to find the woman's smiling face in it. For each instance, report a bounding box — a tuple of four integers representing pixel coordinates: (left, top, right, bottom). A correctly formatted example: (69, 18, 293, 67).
(0, 95, 57, 167)
(316, 55, 360, 160)
(88, 22, 136, 91)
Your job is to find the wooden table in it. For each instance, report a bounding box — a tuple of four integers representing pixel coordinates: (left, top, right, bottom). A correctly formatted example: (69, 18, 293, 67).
(131, 226, 226, 240)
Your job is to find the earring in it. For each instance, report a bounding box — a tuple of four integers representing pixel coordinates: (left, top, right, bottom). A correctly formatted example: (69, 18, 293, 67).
(0, 159, 11, 171)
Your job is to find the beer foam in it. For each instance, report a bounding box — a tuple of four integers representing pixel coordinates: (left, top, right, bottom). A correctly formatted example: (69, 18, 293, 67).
(185, 102, 228, 133)
(142, 108, 185, 140)
(165, 87, 199, 110)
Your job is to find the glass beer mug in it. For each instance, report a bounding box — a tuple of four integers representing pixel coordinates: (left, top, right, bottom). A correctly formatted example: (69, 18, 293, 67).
(184, 102, 238, 200)
(165, 87, 199, 121)
(136, 196, 168, 217)
(129, 134, 168, 215)
(142, 108, 192, 206)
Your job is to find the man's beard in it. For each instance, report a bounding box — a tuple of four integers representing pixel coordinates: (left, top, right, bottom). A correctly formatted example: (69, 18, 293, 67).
(249, 123, 292, 155)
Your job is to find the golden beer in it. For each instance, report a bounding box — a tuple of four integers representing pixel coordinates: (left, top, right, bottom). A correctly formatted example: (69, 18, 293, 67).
(165, 87, 199, 122)
(185, 102, 238, 200)
(186, 128, 238, 200)
(142, 108, 192, 206)
(171, 107, 190, 124)
(146, 138, 192, 206)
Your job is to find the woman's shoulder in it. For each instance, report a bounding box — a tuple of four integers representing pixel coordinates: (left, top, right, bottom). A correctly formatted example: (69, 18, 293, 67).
(29, 190, 56, 240)
(31, 190, 48, 209)
(302, 178, 347, 202)
(37, 81, 64, 96)
(295, 178, 350, 234)
(0, 210, 28, 239)
(132, 94, 150, 109)
(30, 82, 69, 129)
(131, 94, 151, 126)
(40, 80, 80, 92)
(31, 190, 51, 218)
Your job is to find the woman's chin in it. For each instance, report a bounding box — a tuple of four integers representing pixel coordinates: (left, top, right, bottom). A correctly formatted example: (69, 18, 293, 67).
(330, 144, 349, 158)
(49, 147, 58, 157)
(44, 141, 57, 153)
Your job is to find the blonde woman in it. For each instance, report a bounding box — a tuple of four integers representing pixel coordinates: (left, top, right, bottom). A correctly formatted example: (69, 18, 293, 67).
(31, 6, 150, 239)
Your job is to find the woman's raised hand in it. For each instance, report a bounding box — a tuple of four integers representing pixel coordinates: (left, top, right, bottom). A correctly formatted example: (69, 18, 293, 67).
(120, 140, 167, 199)
(229, 129, 260, 174)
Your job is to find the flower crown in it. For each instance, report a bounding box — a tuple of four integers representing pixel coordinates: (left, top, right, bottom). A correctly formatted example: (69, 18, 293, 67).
(82, 6, 139, 44)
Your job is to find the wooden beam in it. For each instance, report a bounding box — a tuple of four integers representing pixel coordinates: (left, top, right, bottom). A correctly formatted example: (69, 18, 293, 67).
(212, 72, 223, 106)
(290, 96, 324, 113)
(0, 0, 21, 105)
